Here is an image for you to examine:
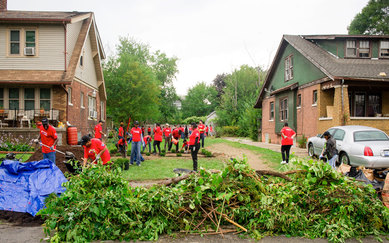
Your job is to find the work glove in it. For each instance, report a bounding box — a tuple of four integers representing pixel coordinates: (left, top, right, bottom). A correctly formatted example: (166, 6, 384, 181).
(50, 146, 54, 150)
(96, 154, 101, 161)
(319, 155, 324, 160)
(192, 146, 196, 152)
(33, 139, 39, 144)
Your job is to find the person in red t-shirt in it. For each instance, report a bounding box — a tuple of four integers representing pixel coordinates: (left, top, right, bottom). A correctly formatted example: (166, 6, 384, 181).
(181, 139, 189, 153)
(171, 126, 181, 151)
(147, 126, 151, 135)
(94, 120, 106, 140)
(153, 123, 163, 155)
(81, 135, 111, 166)
(205, 125, 209, 136)
(189, 122, 201, 171)
(163, 124, 172, 152)
(198, 120, 206, 148)
(142, 135, 152, 153)
(130, 121, 142, 166)
(116, 122, 126, 156)
(36, 118, 58, 164)
(280, 122, 296, 164)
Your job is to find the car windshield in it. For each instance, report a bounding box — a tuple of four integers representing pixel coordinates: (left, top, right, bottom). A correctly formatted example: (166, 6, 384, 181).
(354, 130, 389, 142)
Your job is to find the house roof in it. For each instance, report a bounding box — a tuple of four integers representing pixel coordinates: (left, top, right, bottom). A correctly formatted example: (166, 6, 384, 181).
(254, 34, 389, 108)
(0, 10, 91, 23)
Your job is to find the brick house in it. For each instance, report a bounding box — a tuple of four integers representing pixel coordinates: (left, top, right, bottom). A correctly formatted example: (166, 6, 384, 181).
(0, 0, 106, 139)
(254, 34, 389, 144)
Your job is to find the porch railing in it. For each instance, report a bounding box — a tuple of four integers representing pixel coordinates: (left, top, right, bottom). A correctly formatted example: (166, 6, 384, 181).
(0, 109, 61, 128)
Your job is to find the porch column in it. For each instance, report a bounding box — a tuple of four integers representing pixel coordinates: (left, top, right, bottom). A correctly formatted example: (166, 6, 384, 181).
(333, 85, 350, 125)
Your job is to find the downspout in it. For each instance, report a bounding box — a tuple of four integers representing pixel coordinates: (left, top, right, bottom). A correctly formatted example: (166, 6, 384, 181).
(341, 79, 345, 125)
(61, 84, 69, 124)
(63, 21, 67, 72)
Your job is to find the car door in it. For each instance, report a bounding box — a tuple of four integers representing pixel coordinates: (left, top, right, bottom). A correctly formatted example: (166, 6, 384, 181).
(314, 128, 337, 155)
(332, 128, 346, 152)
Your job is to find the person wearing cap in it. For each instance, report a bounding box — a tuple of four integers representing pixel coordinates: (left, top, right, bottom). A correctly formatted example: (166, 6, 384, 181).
(81, 135, 111, 166)
(280, 122, 296, 165)
(163, 123, 172, 152)
(36, 118, 58, 164)
(94, 120, 106, 141)
(319, 131, 338, 169)
(130, 121, 142, 166)
(189, 122, 201, 171)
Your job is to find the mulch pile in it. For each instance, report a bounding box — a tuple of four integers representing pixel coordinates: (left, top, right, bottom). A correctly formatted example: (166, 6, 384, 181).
(0, 145, 83, 226)
(26, 145, 84, 175)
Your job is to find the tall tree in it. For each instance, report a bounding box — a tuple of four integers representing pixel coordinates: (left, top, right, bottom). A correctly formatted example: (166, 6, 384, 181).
(348, 0, 389, 35)
(212, 73, 228, 102)
(104, 37, 178, 124)
(181, 82, 218, 118)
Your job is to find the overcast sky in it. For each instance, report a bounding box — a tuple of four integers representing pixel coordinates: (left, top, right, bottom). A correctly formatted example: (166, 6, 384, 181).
(10, 0, 368, 95)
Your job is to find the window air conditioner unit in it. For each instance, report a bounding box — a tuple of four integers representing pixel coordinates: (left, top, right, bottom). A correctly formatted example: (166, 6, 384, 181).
(24, 47, 35, 56)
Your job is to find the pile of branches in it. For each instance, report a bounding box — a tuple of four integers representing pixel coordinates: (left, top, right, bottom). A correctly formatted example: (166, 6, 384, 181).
(39, 158, 389, 242)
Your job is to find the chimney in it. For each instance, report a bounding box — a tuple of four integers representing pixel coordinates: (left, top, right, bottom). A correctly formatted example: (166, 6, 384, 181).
(0, 0, 7, 11)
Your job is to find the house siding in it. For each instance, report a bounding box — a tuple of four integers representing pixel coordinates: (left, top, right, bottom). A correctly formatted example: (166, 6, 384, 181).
(75, 34, 98, 88)
(66, 21, 83, 68)
(0, 25, 64, 70)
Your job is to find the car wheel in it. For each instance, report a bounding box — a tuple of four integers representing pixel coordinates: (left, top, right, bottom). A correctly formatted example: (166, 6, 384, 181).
(339, 152, 350, 165)
(308, 143, 315, 157)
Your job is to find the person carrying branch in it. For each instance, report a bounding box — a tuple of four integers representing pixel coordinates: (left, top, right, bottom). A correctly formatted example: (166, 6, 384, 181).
(319, 131, 338, 169)
(81, 135, 111, 166)
(189, 122, 200, 171)
(35, 118, 58, 164)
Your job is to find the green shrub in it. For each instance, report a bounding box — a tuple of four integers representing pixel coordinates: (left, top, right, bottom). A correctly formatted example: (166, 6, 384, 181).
(160, 152, 166, 157)
(115, 153, 122, 157)
(171, 148, 176, 153)
(146, 152, 151, 156)
(180, 149, 184, 153)
(109, 147, 118, 154)
(161, 149, 166, 153)
(201, 148, 213, 157)
(297, 134, 307, 148)
(112, 158, 129, 170)
(176, 153, 182, 157)
(220, 126, 240, 136)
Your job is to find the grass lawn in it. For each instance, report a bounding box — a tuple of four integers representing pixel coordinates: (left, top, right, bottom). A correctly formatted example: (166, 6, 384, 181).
(121, 157, 225, 181)
(0, 153, 32, 162)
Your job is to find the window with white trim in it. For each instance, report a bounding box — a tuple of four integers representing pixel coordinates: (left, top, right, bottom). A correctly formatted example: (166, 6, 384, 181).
(346, 40, 356, 57)
(380, 41, 389, 58)
(100, 101, 104, 121)
(9, 88, 19, 110)
(284, 55, 293, 81)
(269, 102, 274, 120)
(359, 41, 370, 58)
(346, 40, 371, 58)
(88, 96, 97, 119)
(313, 90, 318, 105)
(10, 30, 20, 55)
(40, 88, 51, 111)
(24, 88, 35, 110)
(80, 92, 84, 108)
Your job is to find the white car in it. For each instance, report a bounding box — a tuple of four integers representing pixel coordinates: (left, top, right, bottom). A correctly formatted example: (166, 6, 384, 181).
(307, 125, 389, 168)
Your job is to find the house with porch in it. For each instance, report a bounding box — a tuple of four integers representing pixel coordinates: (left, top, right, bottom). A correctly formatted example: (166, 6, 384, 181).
(254, 34, 389, 144)
(0, 0, 106, 139)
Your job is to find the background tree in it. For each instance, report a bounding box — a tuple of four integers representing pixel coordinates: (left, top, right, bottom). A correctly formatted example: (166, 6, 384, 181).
(348, 0, 389, 35)
(181, 82, 218, 118)
(212, 73, 228, 105)
(104, 37, 179, 124)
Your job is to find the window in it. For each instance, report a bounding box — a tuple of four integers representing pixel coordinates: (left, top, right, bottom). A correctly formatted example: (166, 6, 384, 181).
(297, 94, 301, 108)
(40, 88, 51, 111)
(68, 87, 72, 105)
(9, 88, 19, 110)
(100, 101, 105, 121)
(349, 91, 382, 117)
(346, 40, 371, 58)
(80, 92, 84, 108)
(284, 55, 293, 81)
(279, 98, 288, 121)
(25, 30, 35, 48)
(0, 88, 4, 108)
(346, 40, 356, 57)
(333, 129, 346, 141)
(359, 41, 370, 58)
(380, 41, 389, 58)
(24, 88, 35, 110)
(367, 94, 381, 117)
(269, 102, 274, 120)
(10, 30, 20, 54)
(88, 96, 97, 118)
(354, 131, 389, 142)
(312, 90, 317, 105)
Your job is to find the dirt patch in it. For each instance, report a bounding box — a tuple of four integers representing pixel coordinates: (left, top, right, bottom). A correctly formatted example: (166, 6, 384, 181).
(207, 143, 271, 170)
(26, 145, 84, 174)
(0, 211, 43, 226)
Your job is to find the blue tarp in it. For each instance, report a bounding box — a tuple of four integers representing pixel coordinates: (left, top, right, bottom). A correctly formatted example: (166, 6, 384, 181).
(0, 159, 67, 216)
